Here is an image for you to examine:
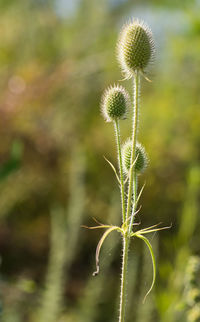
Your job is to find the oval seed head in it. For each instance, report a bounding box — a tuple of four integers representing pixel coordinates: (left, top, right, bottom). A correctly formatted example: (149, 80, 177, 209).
(122, 140, 148, 174)
(117, 20, 155, 78)
(101, 85, 130, 122)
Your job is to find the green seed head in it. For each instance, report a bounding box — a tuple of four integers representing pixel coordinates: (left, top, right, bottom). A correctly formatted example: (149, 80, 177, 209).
(122, 140, 148, 174)
(117, 20, 155, 78)
(101, 85, 130, 122)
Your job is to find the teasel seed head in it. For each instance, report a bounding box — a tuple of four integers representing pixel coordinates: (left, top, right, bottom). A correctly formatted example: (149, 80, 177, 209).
(117, 19, 155, 79)
(122, 140, 148, 174)
(101, 85, 130, 122)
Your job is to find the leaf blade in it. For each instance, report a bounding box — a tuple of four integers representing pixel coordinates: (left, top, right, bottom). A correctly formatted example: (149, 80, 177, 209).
(135, 234, 156, 302)
(93, 226, 121, 276)
(103, 156, 120, 184)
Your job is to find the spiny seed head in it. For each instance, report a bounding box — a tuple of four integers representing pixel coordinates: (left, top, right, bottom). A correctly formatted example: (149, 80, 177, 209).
(101, 85, 130, 122)
(117, 19, 155, 78)
(122, 140, 148, 174)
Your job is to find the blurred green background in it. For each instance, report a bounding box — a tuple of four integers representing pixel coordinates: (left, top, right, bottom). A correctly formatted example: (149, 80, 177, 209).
(0, 0, 200, 321)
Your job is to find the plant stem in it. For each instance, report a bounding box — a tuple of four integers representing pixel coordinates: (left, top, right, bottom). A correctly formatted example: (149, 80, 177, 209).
(119, 71, 140, 322)
(114, 120, 126, 224)
(128, 173, 138, 234)
(126, 71, 140, 228)
(119, 235, 129, 322)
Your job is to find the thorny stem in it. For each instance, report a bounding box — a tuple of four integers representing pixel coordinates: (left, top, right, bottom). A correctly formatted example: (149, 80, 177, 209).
(119, 235, 129, 322)
(114, 120, 126, 224)
(128, 173, 138, 234)
(119, 71, 140, 322)
(126, 71, 140, 228)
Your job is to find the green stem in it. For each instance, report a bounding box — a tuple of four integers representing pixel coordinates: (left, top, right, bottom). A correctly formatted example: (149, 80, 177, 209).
(126, 71, 140, 228)
(119, 235, 129, 322)
(119, 71, 140, 322)
(128, 173, 138, 234)
(114, 120, 126, 224)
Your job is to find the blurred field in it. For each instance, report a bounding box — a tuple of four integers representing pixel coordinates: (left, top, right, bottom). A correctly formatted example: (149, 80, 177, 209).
(0, 0, 200, 321)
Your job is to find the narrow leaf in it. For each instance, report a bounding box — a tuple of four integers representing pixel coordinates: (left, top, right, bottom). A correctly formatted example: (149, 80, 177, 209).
(140, 70, 152, 82)
(92, 217, 106, 226)
(129, 153, 139, 174)
(134, 225, 172, 236)
(132, 223, 172, 236)
(82, 224, 113, 230)
(124, 175, 129, 185)
(135, 182, 146, 206)
(103, 156, 120, 184)
(124, 154, 139, 185)
(93, 226, 120, 276)
(135, 234, 156, 302)
(135, 222, 162, 232)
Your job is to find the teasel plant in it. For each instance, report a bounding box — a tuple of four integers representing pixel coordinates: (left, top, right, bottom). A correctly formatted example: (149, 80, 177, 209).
(85, 19, 170, 322)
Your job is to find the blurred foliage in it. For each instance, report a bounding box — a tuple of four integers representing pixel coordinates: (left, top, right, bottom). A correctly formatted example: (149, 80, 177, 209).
(0, 0, 199, 321)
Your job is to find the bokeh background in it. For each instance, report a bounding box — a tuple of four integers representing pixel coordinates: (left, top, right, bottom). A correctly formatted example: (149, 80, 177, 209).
(0, 0, 200, 321)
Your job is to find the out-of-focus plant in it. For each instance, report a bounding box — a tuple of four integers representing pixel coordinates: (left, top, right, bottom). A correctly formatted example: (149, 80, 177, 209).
(36, 206, 68, 322)
(1, 277, 35, 322)
(184, 256, 200, 322)
(0, 140, 23, 182)
(36, 147, 86, 322)
(156, 165, 200, 322)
